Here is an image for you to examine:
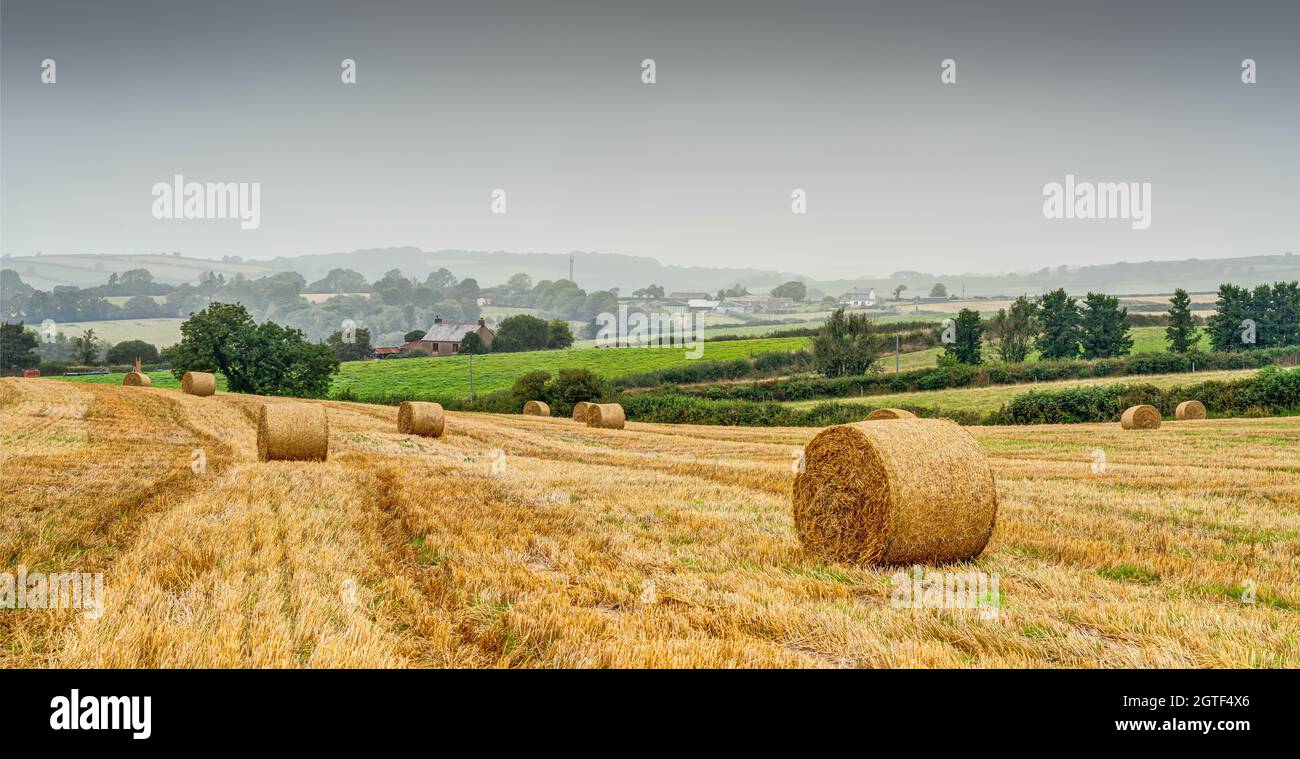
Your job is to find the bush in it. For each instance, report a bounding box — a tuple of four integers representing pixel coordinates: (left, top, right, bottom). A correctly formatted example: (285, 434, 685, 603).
(670, 349, 1300, 404)
(509, 370, 551, 407)
(994, 367, 1300, 424)
(618, 390, 981, 427)
(105, 339, 161, 365)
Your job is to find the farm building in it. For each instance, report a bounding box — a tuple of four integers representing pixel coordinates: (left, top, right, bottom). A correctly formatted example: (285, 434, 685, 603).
(370, 346, 402, 359)
(839, 289, 877, 307)
(405, 316, 495, 356)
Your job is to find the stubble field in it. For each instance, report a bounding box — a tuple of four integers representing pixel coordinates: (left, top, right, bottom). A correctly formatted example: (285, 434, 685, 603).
(1, 377, 1296, 668)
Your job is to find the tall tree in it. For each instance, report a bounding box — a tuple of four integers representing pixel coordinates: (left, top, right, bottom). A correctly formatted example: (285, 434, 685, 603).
(459, 331, 488, 355)
(1268, 281, 1300, 348)
(169, 302, 338, 397)
(492, 314, 550, 353)
(988, 296, 1038, 364)
(811, 308, 885, 378)
(0, 322, 40, 369)
(105, 339, 160, 365)
(1079, 292, 1134, 359)
(945, 309, 984, 365)
(325, 327, 373, 361)
(1165, 288, 1197, 353)
(771, 281, 808, 301)
(545, 319, 574, 349)
(1035, 288, 1082, 360)
(1206, 283, 1256, 351)
(71, 328, 102, 365)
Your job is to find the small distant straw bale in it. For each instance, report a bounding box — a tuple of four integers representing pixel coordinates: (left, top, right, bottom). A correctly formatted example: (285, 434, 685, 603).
(123, 357, 151, 386)
(398, 401, 445, 437)
(1120, 404, 1161, 430)
(572, 401, 593, 421)
(865, 408, 916, 421)
(523, 400, 550, 417)
(1174, 400, 1206, 421)
(181, 371, 216, 396)
(586, 403, 626, 430)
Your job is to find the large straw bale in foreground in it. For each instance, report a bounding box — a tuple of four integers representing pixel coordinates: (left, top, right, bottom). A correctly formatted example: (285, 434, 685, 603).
(122, 372, 152, 386)
(398, 401, 445, 437)
(1120, 404, 1161, 430)
(865, 408, 915, 421)
(257, 403, 329, 461)
(572, 401, 593, 421)
(181, 371, 216, 396)
(586, 403, 626, 430)
(1174, 400, 1206, 421)
(792, 419, 997, 565)
(523, 400, 550, 417)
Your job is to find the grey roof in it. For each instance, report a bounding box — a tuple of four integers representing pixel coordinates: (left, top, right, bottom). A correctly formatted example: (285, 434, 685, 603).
(421, 322, 484, 342)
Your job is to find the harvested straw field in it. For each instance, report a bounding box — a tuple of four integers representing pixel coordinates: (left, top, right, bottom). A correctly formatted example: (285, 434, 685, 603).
(1, 378, 1297, 668)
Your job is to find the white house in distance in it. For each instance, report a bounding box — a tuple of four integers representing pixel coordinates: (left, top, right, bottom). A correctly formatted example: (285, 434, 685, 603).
(838, 289, 877, 308)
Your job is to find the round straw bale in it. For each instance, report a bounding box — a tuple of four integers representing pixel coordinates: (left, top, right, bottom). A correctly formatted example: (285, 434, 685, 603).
(572, 401, 593, 421)
(586, 402, 626, 429)
(523, 400, 550, 416)
(181, 371, 216, 396)
(257, 403, 328, 461)
(398, 400, 445, 437)
(1174, 400, 1206, 421)
(1120, 404, 1161, 430)
(792, 418, 997, 565)
(865, 407, 916, 421)
(122, 372, 152, 386)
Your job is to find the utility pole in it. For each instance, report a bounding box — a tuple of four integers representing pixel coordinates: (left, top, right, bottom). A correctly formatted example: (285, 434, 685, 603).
(468, 353, 475, 401)
(569, 254, 574, 283)
(895, 333, 900, 372)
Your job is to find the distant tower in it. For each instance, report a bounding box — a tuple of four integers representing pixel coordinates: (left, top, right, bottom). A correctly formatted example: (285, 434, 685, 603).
(569, 255, 574, 283)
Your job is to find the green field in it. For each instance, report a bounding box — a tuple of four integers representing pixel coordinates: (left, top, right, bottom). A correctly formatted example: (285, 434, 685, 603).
(61, 336, 812, 399)
(783, 368, 1254, 415)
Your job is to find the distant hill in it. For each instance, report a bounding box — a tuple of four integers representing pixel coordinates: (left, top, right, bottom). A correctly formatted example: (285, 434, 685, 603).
(1, 248, 797, 294)
(4, 248, 1298, 298)
(814, 252, 1300, 298)
(262, 247, 797, 294)
(0, 253, 274, 290)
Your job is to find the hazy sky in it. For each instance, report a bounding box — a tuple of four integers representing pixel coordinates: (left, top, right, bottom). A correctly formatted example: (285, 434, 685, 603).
(2, 0, 1297, 279)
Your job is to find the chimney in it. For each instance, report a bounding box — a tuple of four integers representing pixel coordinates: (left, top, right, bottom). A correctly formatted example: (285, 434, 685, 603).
(434, 315, 442, 325)
(478, 317, 485, 327)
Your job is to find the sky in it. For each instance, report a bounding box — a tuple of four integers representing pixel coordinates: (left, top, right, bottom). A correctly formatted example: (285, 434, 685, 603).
(2, 0, 1297, 279)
